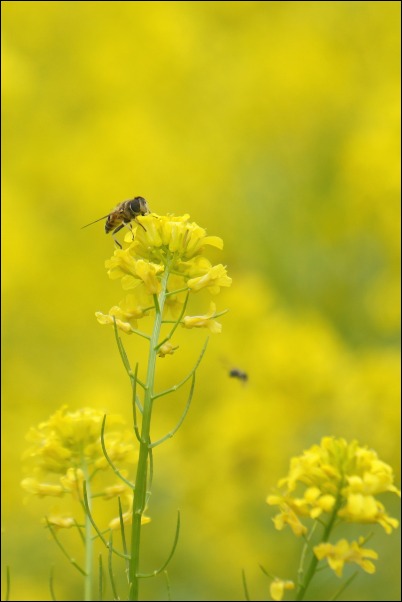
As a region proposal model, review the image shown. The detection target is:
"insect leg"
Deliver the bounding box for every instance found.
[112,223,125,248]
[135,217,147,231]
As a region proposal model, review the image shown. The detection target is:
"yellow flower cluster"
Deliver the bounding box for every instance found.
[267,436,400,538]
[314,537,378,578]
[96,214,231,335]
[21,406,139,530]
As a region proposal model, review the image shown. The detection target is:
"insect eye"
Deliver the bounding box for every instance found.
[128,198,141,213]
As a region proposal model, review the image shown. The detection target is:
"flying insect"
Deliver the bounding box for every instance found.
[229,368,248,383]
[82,196,150,247]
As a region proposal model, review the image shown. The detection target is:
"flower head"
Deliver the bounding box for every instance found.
[21,406,141,532]
[97,215,231,334]
[22,406,135,475]
[314,538,378,577]
[267,437,400,536]
[158,342,179,357]
[182,302,223,334]
[96,293,150,334]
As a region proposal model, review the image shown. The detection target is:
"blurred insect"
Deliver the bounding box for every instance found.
[229,368,248,383]
[82,196,150,248]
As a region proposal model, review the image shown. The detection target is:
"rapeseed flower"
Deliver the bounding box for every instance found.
[267,437,400,536]
[314,537,378,577]
[21,406,138,528]
[97,214,231,335]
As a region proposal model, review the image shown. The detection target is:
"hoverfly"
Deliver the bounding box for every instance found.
[82,196,150,248]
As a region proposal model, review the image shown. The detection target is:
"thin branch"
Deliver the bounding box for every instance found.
[164,570,172,602]
[329,571,359,601]
[138,511,181,578]
[4,566,10,602]
[131,364,143,444]
[129,373,147,392]
[153,293,161,315]
[73,517,86,545]
[49,565,57,601]
[259,564,275,580]
[113,318,145,415]
[101,415,135,489]
[165,286,189,297]
[242,569,250,601]
[45,518,87,576]
[145,446,154,507]
[118,497,130,579]
[150,372,196,448]
[82,482,128,560]
[129,328,151,340]
[155,292,189,351]
[98,554,104,602]
[298,522,318,586]
[113,318,132,374]
[108,531,120,601]
[153,337,208,400]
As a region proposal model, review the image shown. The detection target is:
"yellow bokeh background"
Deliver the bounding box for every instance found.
[2,2,400,600]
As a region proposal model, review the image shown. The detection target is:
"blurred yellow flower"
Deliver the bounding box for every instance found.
[59,467,85,499]
[269,503,307,537]
[270,578,295,601]
[267,437,400,535]
[158,342,179,357]
[21,406,136,501]
[314,538,378,577]
[44,515,76,530]
[109,512,151,531]
[21,478,64,497]
[22,406,134,474]
[103,484,131,500]
[182,302,223,333]
[337,494,399,534]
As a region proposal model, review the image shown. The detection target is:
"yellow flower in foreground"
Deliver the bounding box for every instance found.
[267,437,400,535]
[129,214,224,263]
[187,263,232,294]
[96,293,151,333]
[99,214,231,333]
[270,578,295,601]
[182,302,223,334]
[314,538,378,577]
[132,259,163,294]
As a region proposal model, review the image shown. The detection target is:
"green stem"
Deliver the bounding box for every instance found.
[295,498,341,601]
[83,466,93,602]
[129,263,171,601]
